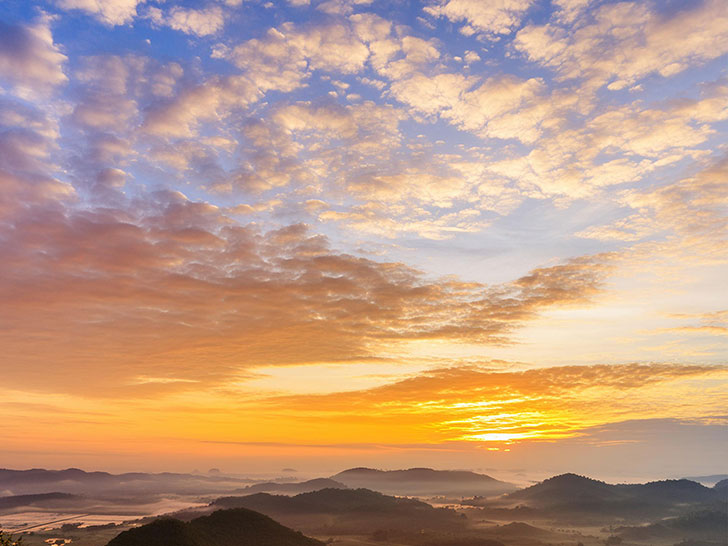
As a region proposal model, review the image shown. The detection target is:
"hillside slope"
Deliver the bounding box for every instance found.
[501,473,721,519]
[211,488,464,534]
[107,507,323,546]
[331,467,515,496]
[235,478,347,495]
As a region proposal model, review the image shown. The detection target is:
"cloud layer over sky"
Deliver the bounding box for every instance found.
[0,0,725,476]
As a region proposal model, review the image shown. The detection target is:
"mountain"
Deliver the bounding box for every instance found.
[616,509,728,542]
[484,521,582,543]
[635,478,723,504]
[501,473,722,519]
[713,478,728,491]
[0,467,252,495]
[106,508,323,546]
[683,474,728,486]
[330,467,516,496]
[234,478,347,495]
[0,492,79,511]
[505,473,620,506]
[210,488,464,534]
[214,487,438,513]
[418,540,504,546]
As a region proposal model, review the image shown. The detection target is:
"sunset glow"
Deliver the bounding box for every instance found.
[0,0,726,479]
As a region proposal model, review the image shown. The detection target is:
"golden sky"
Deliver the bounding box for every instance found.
[0,0,726,478]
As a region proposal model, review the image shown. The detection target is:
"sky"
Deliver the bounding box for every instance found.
[0,0,726,480]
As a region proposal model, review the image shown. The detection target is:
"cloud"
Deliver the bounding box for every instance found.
[384,67,726,204]
[0,18,67,95]
[653,325,728,336]
[425,0,533,38]
[213,99,406,193]
[317,0,373,15]
[206,98,524,237]
[220,21,373,94]
[266,363,727,445]
[62,53,254,146]
[483,84,728,199]
[319,200,490,240]
[390,72,472,116]
[143,75,257,138]
[390,72,574,144]
[514,0,728,90]
[148,5,226,37]
[376,35,440,80]
[0,97,73,219]
[653,309,728,338]
[56,0,145,26]
[0,176,615,394]
[577,155,728,247]
[64,54,222,200]
[551,0,592,23]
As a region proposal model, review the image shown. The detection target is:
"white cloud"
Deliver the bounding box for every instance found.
[56,0,145,26]
[390,72,572,145]
[148,5,225,37]
[143,75,257,138]
[390,72,473,116]
[317,0,373,15]
[425,0,533,38]
[222,21,373,94]
[515,0,728,90]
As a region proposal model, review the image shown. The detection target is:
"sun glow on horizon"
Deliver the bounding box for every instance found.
[0,0,726,476]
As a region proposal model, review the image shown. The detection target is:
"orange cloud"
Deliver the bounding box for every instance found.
[3,362,723,471]
[259,363,728,445]
[0,183,614,396]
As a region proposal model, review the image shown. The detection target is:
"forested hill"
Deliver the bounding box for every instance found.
[106,507,323,546]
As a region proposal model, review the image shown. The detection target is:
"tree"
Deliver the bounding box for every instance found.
[0,531,23,546]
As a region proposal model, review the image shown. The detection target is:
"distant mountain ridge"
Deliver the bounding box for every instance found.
[0,467,252,495]
[106,507,323,546]
[330,467,516,496]
[682,474,728,486]
[0,492,79,511]
[615,509,728,542]
[213,487,451,516]
[501,473,722,517]
[235,478,347,495]
[0,467,247,485]
[210,487,465,534]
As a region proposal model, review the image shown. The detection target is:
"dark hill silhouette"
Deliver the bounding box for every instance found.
[713,478,728,491]
[211,488,464,534]
[634,479,721,503]
[484,521,580,543]
[108,519,199,546]
[0,492,79,511]
[419,539,504,546]
[234,478,347,495]
[669,509,727,533]
[616,509,728,542]
[506,473,621,505]
[214,487,447,515]
[106,508,323,546]
[331,467,515,496]
[492,521,554,537]
[501,473,721,519]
